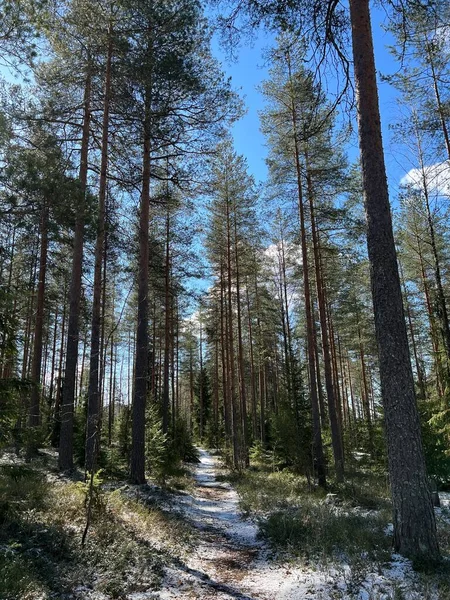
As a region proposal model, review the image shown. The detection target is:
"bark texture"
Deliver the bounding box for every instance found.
[86,32,113,472]
[130,101,151,484]
[59,68,91,471]
[349,0,439,560]
[29,204,49,427]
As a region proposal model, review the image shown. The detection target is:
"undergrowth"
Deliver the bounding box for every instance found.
[226,457,450,597]
[0,456,193,600]
[227,467,391,563]
[259,503,391,561]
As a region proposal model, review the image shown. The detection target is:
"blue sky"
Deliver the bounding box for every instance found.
[211,5,408,200]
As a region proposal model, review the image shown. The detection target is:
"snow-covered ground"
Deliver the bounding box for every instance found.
[130,449,438,600]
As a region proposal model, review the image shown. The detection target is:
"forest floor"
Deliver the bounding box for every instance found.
[1,448,450,599]
[150,449,450,600]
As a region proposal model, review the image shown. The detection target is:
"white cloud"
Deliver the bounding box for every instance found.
[400,161,450,196]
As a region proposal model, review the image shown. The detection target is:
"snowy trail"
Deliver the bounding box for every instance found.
[147,449,343,600]
[128,448,440,600]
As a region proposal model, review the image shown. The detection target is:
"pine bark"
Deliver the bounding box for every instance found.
[29,204,49,427]
[349,0,439,560]
[234,202,248,463]
[86,33,113,472]
[59,67,92,471]
[130,95,151,484]
[289,73,326,486]
[226,191,240,468]
[162,208,171,434]
[306,173,344,479]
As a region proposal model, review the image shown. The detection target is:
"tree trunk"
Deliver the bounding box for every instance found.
[29,203,49,427]
[254,270,265,445]
[86,33,113,472]
[59,66,92,471]
[349,0,439,560]
[246,281,258,439]
[52,284,67,447]
[307,170,344,479]
[415,227,443,395]
[288,54,326,486]
[162,207,171,434]
[47,304,58,419]
[226,193,240,468]
[130,95,151,484]
[234,203,248,464]
[22,241,39,380]
[399,259,426,398]
[358,325,374,454]
[220,259,231,440]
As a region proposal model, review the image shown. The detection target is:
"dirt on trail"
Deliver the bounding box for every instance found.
[145,449,344,600]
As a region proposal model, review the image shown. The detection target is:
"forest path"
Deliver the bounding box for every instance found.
[151,449,332,600]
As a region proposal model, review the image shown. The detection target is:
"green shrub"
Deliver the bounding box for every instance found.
[73,402,87,466]
[0,464,47,520]
[0,379,32,451]
[146,403,169,484]
[0,550,43,600]
[270,401,312,474]
[420,394,450,488]
[259,501,391,561]
[170,418,199,464]
[116,405,132,461]
[249,440,273,465]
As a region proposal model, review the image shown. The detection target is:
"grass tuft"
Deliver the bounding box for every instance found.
[0,457,192,599]
[259,501,391,561]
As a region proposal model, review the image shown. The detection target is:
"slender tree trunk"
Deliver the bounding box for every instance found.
[171,289,176,432]
[52,284,67,446]
[108,332,115,445]
[306,168,343,480]
[288,54,326,486]
[254,270,265,445]
[213,338,220,444]
[234,206,248,463]
[100,222,108,412]
[175,299,180,421]
[189,345,194,431]
[130,94,151,484]
[226,193,239,468]
[85,33,113,472]
[313,309,326,426]
[345,354,355,419]
[279,234,293,406]
[358,325,374,454]
[415,228,443,395]
[1,225,16,376]
[220,259,231,439]
[29,203,49,427]
[349,0,439,559]
[22,242,39,380]
[59,66,92,471]
[246,281,258,439]
[337,335,350,429]
[279,269,292,402]
[200,319,205,439]
[162,208,171,434]
[41,312,50,393]
[48,305,58,418]
[399,259,426,398]
[78,325,87,407]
